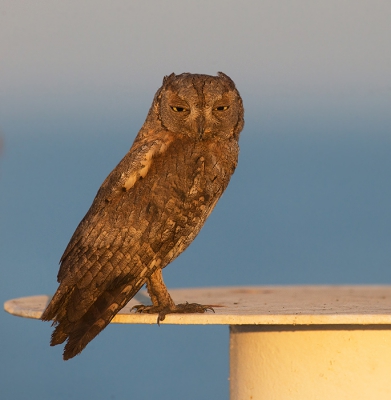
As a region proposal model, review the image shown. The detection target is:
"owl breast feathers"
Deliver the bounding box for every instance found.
[41,72,244,360]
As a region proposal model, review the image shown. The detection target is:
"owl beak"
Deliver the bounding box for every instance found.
[197,115,205,137]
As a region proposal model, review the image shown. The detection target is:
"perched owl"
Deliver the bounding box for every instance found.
[41,72,244,360]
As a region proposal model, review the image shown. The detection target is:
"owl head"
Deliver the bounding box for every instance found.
[148,72,244,141]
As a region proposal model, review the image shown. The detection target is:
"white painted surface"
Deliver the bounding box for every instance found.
[4,285,391,325]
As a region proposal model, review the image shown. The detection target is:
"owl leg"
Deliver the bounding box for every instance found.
[132,268,214,324]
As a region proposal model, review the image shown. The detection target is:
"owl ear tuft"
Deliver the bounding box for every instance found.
[217,71,229,79]
[217,72,236,89]
[163,73,176,85]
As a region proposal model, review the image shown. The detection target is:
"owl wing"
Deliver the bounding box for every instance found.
[58,132,172,278]
[41,132,175,358]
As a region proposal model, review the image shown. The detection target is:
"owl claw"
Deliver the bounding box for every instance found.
[131,302,215,325]
[131,304,152,313]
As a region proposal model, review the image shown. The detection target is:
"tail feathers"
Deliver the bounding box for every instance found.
[42,286,75,346]
[52,282,142,360]
[41,286,71,322]
[51,325,69,346]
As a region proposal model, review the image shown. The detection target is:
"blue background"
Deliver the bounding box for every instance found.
[1,1,390,399]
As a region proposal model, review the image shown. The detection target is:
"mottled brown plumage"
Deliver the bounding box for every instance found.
[41,72,244,360]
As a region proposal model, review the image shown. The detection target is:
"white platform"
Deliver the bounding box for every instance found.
[5,285,391,399]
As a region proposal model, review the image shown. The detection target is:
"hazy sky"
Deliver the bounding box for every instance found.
[1,0,390,128]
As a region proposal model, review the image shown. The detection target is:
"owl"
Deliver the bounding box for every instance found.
[41,72,244,360]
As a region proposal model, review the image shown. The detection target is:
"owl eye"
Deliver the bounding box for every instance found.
[214,106,230,111]
[171,106,188,112]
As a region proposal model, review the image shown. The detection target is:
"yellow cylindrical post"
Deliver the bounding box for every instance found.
[230,325,391,399]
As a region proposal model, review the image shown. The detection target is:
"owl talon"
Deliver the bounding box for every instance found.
[131,302,215,324]
[131,304,156,313]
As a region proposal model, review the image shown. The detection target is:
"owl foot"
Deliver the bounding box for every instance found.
[131,302,215,324]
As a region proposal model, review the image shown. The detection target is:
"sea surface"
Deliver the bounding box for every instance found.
[1,102,390,399]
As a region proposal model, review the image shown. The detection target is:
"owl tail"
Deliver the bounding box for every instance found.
[43,282,143,360]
